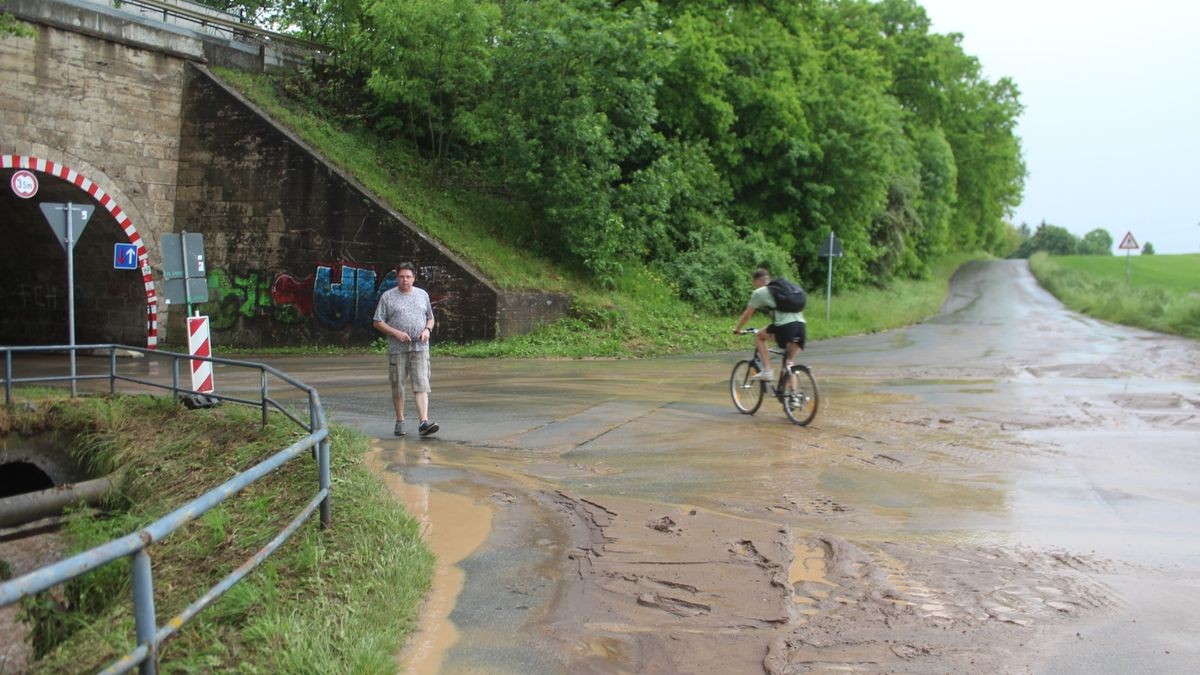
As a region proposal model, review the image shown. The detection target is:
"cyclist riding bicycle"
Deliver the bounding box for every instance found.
[732,268,806,381]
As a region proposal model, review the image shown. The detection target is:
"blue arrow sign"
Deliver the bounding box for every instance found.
[114,243,139,270]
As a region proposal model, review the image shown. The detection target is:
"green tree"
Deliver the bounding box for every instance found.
[871,0,961,270]
[2,12,36,38]
[658,1,822,260]
[1142,241,1155,255]
[803,0,916,287]
[212,0,1030,298]
[354,0,499,161]
[473,0,668,284]
[941,63,1026,253]
[192,0,280,27]
[1077,228,1114,255]
[1015,222,1077,258]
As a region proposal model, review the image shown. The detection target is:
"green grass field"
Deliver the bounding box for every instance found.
[1029,252,1199,339]
[1053,253,1199,293]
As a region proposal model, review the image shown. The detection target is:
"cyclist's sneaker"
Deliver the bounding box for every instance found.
[394,420,405,436]
[419,420,440,437]
[750,370,775,381]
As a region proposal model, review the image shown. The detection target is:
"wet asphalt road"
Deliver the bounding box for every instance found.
[246,259,1200,672]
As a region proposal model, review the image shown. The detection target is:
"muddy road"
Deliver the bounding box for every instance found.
[273,259,1199,674]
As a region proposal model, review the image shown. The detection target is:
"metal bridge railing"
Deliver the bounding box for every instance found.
[0,344,332,675]
[82,0,329,55]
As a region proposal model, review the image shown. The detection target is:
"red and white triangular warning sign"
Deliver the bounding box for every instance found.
[187,315,215,393]
[1118,231,1139,250]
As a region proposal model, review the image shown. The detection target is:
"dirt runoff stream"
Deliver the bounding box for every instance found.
[295,259,1199,674]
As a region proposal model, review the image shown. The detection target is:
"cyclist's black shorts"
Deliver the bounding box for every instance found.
[767,321,806,350]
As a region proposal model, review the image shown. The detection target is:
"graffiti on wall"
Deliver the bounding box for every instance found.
[204,262,453,332]
[13,284,61,310]
[208,268,301,330]
[272,262,451,331]
[272,264,396,330]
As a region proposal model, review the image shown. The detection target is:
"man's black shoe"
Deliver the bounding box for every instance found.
[418,420,439,437]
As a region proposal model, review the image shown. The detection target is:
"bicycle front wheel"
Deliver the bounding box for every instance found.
[781,365,819,426]
[730,360,764,414]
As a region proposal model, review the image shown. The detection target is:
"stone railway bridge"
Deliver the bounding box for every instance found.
[0,0,567,349]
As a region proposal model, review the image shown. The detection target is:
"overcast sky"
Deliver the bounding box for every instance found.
[918,0,1200,254]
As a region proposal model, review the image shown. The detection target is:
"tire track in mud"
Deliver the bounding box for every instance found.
[549,492,795,673]
[543,480,1126,674]
[767,535,1123,673]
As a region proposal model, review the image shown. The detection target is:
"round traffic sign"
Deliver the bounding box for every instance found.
[10,169,38,198]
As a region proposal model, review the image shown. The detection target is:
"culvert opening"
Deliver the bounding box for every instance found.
[0,461,56,499]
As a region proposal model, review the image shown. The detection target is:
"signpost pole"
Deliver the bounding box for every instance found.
[181,231,193,316]
[1117,231,1139,285]
[38,201,93,395]
[66,203,77,396]
[826,252,833,321]
[818,231,843,321]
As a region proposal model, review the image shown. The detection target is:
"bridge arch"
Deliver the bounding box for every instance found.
[3,154,159,348]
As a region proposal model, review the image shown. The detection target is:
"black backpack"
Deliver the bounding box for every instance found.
[766,278,807,312]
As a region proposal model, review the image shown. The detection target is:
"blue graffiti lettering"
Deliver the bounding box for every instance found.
[312,265,398,329]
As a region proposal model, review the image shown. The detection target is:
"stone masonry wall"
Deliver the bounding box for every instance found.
[174,65,499,347]
[0,6,191,345]
[1,0,567,348]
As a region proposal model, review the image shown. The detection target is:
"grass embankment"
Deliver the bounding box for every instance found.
[216,68,569,294]
[438,253,981,358]
[185,253,975,359]
[212,68,984,359]
[1029,252,1200,339]
[1,393,433,673]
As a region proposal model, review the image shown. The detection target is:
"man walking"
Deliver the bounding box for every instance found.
[373,262,439,437]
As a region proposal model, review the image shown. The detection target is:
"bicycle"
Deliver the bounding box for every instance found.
[729,328,819,426]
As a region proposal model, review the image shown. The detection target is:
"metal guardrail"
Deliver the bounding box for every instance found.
[93,0,329,54]
[0,344,331,675]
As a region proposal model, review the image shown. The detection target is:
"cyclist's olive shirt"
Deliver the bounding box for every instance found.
[749,286,805,325]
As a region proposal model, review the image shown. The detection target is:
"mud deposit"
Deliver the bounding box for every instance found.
[297,260,1199,673]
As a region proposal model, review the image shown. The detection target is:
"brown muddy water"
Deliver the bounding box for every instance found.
[280,260,1198,674]
[6,260,1198,673]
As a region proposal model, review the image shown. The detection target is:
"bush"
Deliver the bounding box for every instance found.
[658,226,796,313]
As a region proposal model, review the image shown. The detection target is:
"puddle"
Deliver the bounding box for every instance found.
[789,542,835,615]
[789,543,834,587]
[365,445,493,675]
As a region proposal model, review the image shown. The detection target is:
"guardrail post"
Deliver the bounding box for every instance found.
[109,347,118,395]
[319,437,331,529]
[310,390,330,528]
[261,370,269,428]
[4,350,11,407]
[171,356,180,405]
[131,548,159,675]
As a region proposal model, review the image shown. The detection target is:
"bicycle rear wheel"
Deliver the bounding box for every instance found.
[730,360,764,414]
[781,365,819,426]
